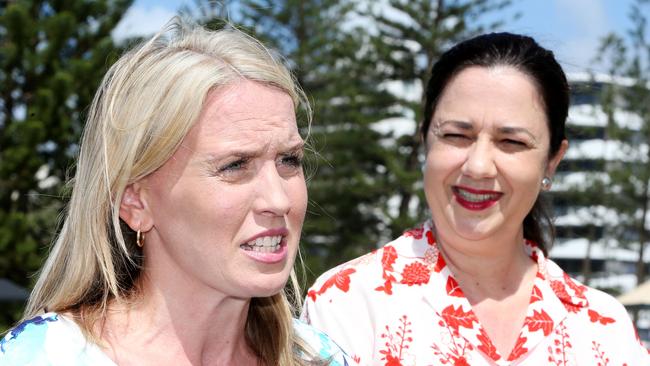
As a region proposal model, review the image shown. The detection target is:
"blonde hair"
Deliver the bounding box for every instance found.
[24,18,317,365]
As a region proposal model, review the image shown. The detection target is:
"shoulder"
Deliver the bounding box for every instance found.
[304,248,379,304]
[293,319,356,365]
[537,258,649,361]
[546,259,645,339]
[306,223,431,300]
[0,313,61,364]
[578,283,649,357]
[0,312,114,365]
[545,258,628,313]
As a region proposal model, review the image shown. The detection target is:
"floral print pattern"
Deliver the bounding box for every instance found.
[302,221,649,365]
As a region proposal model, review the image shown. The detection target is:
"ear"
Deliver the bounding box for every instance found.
[546,139,569,178]
[119,182,153,233]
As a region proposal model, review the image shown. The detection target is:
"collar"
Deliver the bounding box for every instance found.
[527,243,589,311]
[406,221,589,363]
[409,221,590,311]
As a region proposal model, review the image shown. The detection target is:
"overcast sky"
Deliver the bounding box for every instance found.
[112,0,643,73]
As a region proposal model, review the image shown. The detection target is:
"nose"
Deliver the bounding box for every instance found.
[254,163,291,216]
[461,137,497,179]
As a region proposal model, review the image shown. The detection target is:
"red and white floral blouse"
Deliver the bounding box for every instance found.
[302,221,649,365]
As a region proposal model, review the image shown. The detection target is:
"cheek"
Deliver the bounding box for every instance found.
[288,176,308,219]
[494,156,546,203]
[212,186,255,217]
[424,146,464,184]
[423,159,436,188]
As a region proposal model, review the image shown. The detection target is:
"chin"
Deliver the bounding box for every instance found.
[247,276,291,298]
[450,216,500,237]
[455,221,494,237]
[252,289,284,299]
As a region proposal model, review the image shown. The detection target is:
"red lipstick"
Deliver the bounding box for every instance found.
[452,186,502,211]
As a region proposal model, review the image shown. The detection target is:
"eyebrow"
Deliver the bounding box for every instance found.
[436,120,473,131]
[204,139,305,162]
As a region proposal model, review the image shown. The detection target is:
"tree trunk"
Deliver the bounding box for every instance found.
[582,226,595,285]
[636,180,649,285]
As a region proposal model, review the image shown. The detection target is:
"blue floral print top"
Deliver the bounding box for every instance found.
[0,312,355,365]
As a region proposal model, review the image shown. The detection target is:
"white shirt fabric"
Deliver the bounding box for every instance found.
[302,220,649,365]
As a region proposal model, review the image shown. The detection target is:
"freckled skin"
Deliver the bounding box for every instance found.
[141,80,308,299]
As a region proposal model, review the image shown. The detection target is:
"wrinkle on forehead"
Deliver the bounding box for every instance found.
[199,81,297,134]
[187,80,300,155]
[145,80,300,187]
[204,79,294,117]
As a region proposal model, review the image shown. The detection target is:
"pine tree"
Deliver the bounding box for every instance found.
[596,0,650,285]
[0,0,132,311]
[362,0,516,237]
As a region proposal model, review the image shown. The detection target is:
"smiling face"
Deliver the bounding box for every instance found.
[137,80,307,299]
[423,66,565,244]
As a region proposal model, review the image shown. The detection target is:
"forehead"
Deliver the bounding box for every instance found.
[187,80,300,145]
[435,66,548,133]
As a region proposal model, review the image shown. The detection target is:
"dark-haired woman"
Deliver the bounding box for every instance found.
[301,33,648,365]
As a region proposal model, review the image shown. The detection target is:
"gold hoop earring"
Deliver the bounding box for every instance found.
[541,176,552,191]
[136,230,145,248]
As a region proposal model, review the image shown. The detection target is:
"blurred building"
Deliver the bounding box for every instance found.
[550,72,650,295]
[549,73,650,346]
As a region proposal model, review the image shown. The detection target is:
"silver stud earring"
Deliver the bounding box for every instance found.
[541,176,552,191]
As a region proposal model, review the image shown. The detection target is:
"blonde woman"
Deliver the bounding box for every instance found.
[0,19,353,366]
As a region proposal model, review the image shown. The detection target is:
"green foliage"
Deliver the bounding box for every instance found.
[595,0,650,284]
[0,0,131,322]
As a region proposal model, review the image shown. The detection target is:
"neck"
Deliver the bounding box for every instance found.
[102,265,257,365]
[435,227,536,301]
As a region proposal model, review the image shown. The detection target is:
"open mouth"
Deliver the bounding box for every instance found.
[453,186,502,203]
[240,235,283,253]
[452,186,503,210]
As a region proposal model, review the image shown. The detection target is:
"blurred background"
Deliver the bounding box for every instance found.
[1,0,649,344]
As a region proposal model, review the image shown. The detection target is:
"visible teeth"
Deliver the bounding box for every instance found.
[241,236,283,252]
[456,188,500,202]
